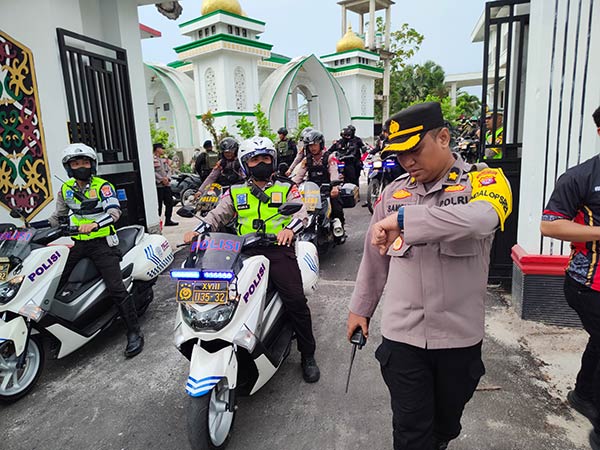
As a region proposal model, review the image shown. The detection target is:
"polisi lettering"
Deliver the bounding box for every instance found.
[192,238,241,253]
[439,196,469,207]
[28,251,61,282]
[243,263,266,303]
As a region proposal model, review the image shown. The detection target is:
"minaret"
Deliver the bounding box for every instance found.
[321,26,382,142]
[173,0,272,139]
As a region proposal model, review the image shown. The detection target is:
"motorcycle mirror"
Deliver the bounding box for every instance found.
[177,206,196,218]
[277,162,289,176]
[277,202,302,216]
[252,218,265,231]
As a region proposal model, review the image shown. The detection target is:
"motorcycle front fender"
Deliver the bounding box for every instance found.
[0,316,28,357]
[186,342,238,397]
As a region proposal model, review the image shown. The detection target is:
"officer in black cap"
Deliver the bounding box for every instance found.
[275,127,298,169]
[348,102,513,450]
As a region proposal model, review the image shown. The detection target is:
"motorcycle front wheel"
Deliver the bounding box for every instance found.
[181,188,198,207]
[188,381,236,450]
[0,335,45,403]
[367,178,382,214]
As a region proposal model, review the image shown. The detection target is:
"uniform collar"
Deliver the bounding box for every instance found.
[406,154,469,196]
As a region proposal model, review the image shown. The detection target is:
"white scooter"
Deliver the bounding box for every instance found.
[0,208,174,402]
[172,203,319,450]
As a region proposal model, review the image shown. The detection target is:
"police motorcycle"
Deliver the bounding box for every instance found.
[171,172,203,207]
[193,183,223,218]
[173,203,319,450]
[298,181,343,254]
[0,205,173,402]
[453,137,479,164]
[364,153,406,214]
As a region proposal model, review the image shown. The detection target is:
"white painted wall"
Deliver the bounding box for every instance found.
[517,0,600,254]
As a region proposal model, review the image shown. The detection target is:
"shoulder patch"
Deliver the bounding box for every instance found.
[468,168,512,230]
[100,184,115,198]
[392,189,412,200]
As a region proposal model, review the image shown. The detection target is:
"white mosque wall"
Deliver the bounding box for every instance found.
[335,75,376,143]
[517,0,600,255]
[0,0,159,229]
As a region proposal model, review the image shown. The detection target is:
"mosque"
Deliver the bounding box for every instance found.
[144,0,384,150]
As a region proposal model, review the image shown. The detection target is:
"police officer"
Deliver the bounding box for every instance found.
[287,127,314,176]
[347,102,513,450]
[184,136,320,383]
[194,140,220,180]
[292,130,346,241]
[484,108,504,160]
[330,125,364,186]
[45,144,144,357]
[198,137,244,193]
[153,143,178,226]
[275,127,298,169]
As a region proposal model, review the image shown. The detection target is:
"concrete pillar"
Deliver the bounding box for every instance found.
[360,13,364,35]
[450,82,458,107]
[342,6,347,37]
[369,0,376,50]
[384,6,391,51]
[383,58,391,120]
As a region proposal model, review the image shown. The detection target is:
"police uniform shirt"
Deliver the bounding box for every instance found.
[542,155,600,290]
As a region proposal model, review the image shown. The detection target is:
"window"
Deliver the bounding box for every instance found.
[235,26,240,36]
[242,29,247,37]
[234,66,247,111]
[228,25,233,34]
[205,68,218,112]
[205,27,210,36]
[198,29,203,39]
[163,103,170,112]
[211,25,216,34]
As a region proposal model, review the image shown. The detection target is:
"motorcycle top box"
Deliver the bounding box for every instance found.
[339,183,359,208]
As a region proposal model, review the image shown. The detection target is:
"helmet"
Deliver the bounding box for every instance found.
[219,137,239,154]
[345,124,356,138]
[62,143,97,177]
[203,139,213,149]
[302,130,324,151]
[300,127,314,140]
[341,127,352,139]
[238,136,277,176]
[277,127,288,136]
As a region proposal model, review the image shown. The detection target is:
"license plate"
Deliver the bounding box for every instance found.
[0,264,9,282]
[176,280,228,304]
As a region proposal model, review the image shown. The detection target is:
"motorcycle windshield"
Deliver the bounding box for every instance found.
[191,232,244,272]
[301,181,322,212]
[0,228,34,261]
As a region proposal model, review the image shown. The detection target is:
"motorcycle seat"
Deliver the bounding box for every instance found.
[67,258,100,285]
[115,226,144,255]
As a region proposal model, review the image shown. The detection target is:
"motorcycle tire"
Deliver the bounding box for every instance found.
[188,382,236,450]
[181,188,198,207]
[0,335,45,403]
[367,178,382,214]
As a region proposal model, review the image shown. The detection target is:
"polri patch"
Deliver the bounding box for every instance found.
[101,185,115,198]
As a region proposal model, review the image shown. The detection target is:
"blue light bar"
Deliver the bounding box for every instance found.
[170,270,202,280]
[202,271,235,280]
[384,161,396,167]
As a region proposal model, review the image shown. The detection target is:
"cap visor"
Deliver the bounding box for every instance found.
[380,133,422,157]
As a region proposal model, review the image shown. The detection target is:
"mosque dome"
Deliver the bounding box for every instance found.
[201,0,243,16]
[336,26,365,53]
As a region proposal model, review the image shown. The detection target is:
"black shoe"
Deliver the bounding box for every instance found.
[301,355,320,383]
[590,429,600,450]
[568,390,598,423]
[124,331,144,358]
[164,220,179,226]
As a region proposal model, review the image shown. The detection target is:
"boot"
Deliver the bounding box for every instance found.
[301,355,320,383]
[118,295,144,358]
[590,429,600,450]
[567,389,598,423]
[434,440,449,450]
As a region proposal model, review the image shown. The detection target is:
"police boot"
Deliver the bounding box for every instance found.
[301,354,320,383]
[118,295,144,358]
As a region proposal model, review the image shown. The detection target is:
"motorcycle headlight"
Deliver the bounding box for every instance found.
[0,276,24,305]
[181,302,236,332]
[373,161,382,169]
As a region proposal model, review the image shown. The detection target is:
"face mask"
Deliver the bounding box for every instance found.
[72,167,92,181]
[248,162,272,181]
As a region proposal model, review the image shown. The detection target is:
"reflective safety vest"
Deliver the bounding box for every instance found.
[230,180,293,236]
[485,126,504,159]
[62,177,117,241]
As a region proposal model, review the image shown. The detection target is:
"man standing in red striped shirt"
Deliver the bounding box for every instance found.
[541,106,600,449]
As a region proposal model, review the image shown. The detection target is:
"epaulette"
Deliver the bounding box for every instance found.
[393,172,411,182]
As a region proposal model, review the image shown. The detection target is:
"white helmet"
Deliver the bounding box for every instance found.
[62,143,98,177]
[238,136,277,176]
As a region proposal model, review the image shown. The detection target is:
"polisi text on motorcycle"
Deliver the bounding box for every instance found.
[243,263,266,303]
[28,250,61,282]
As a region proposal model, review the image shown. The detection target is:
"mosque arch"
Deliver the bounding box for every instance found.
[260,54,351,143]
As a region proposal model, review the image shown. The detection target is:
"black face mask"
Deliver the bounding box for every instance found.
[72,167,92,181]
[248,162,272,181]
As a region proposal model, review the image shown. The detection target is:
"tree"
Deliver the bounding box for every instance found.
[235,116,256,139]
[149,121,174,149]
[455,92,481,119]
[199,111,219,145]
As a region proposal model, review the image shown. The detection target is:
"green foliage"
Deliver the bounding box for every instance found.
[218,126,233,143]
[375,17,425,72]
[455,92,481,119]
[235,116,256,139]
[200,111,219,145]
[149,122,174,149]
[292,114,313,142]
[254,104,277,142]
[409,94,458,126]
[179,163,193,174]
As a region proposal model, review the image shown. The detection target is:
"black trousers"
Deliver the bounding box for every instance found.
[59,238,128,305]
[564,274,600,430]
[156,185,174,220]
[244,245,316,356]
[376,338,484,450]
[331,196,345,226]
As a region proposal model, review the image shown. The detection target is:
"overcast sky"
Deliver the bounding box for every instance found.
[139,0,487,77]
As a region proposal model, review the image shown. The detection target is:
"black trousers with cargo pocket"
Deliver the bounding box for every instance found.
[376,338,484,450]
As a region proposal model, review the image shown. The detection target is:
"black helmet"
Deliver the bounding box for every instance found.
[303,130,324,150]
[346,125,356,137]
[219,137,239,154]
[277,127,288,136]
[203,139,213,149]
[341,127,352,139]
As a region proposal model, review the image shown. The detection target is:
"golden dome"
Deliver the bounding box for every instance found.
[336,26,365,53]
[201,0,242,16]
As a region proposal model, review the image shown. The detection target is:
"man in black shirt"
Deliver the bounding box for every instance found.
[541,106,600,449]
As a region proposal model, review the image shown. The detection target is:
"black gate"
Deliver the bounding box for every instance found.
[479,0,530,283]
[57,28,146,228]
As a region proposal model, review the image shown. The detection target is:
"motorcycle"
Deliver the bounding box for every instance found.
[0,206,174,402]
[334,152,361,187]
[171,173,203,206]
[192,183,223,218]
[453,138,479,164]
[173,203,319,450]
[365,153,406,214]
[298,181,343,254]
